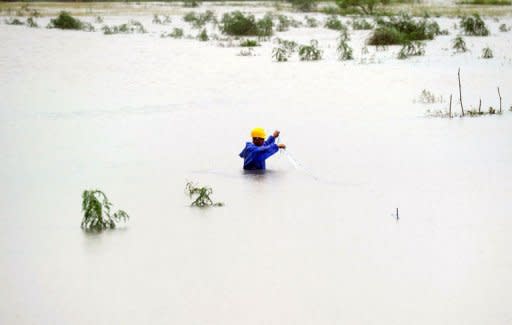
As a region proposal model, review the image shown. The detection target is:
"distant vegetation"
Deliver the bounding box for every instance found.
[287,0,317,12]
[183,10,216,28]
[336,0,389,15]
[305,16,319,28]
[460,14,489,36]
[351,18,374,30]
[324,15,347,31]
[457,0,511,4]
[220,11,273,36]
[272,38,298,62]
[499,23,511,32]
[5,17,24,25]
[81,190,129,232]
[197,28,209,41]
[368,13,445,45]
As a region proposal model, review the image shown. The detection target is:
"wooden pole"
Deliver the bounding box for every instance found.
[478,99,481,114]
[449,94,452,118]
[498,87,502,113]
[396,208,399,221]
[458,68,464,116]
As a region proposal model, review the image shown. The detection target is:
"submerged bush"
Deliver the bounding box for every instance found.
[102,20,146,35]
[161,28,184,38]
[197,28,209,41]
[460,14,489,36]
[368,13,441,45]
[305,16,319,28]
[337,33,353,60]
[452,35,468,52]
[26,17,38,28]
[221,11,273,36]
[481,46,493,58]
[324,15,346,31]
[499,23,510,32]
[81,190,129,232]
[351,18,374,30]
[298,40,322,61]
[272,38,298,62]
[186,182,223,207]
[397,41,425,59]
[5,17,24,25]
[240,39,259,47]
[95,16,104,24]
[48,11,82,30]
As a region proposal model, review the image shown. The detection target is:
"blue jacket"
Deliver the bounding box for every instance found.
[239,136,279,170]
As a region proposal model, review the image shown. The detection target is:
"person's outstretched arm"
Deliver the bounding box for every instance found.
[264,130,281,146]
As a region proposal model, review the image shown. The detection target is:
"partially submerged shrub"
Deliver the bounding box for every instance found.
[272,38,298,62]
[305,16,319,28]
[221,11,273,36]
[26,17,38,28]
[337,36,354,60]
[499,23,510,32]
[351,18,374,30]
[48,11,82,30]
[198,28,209,41]
[324,15,346,31]
[460,14,489,36]
[368,13,441,45]
[272,47,290,62]
[162,27,184,38]
[5,17,24,25]
[452,35,468,52]
[102,20,146,34]
[238,48,255,56]
[95,16,104,24]
[186,182,223,207]
[81,190,129,231]
[417,89,443,103]
[298,40,322,61]
[481,46,493,58]
[397,41,425,59]
[240,39,259,47]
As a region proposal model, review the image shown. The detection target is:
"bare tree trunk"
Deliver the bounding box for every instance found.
[458,68,464,116]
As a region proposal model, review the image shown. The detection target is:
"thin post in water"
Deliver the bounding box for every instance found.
[458,68,464,116]
[449,94,452,118]
[498,87,502,113]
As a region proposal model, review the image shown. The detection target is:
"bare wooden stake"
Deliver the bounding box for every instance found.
[458,68,464,116]
[498,87,502,113]
[478,98,482,113]
[449,94,452,118]
[396,208,399,220]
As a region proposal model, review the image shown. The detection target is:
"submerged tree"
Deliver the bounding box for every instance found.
[81,190,129,231]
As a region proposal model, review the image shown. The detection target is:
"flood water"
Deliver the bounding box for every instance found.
[1,4,512,324]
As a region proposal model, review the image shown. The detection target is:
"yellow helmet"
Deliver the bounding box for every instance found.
[251,127,266,139]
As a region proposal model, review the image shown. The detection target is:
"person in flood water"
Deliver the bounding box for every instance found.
[239,127,286,170]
